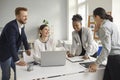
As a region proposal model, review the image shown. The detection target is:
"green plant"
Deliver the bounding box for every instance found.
[43,19,49,25]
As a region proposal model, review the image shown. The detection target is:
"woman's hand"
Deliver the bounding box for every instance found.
[82,55,90,60]
[89,63,98,72]
[66,51,74,57]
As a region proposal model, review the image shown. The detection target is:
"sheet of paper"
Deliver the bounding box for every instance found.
[67,56,96,63]
[67,56,84,62]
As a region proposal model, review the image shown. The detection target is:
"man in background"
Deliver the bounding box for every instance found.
[0,7,31,80]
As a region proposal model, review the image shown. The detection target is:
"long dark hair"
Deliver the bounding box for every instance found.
[39,24,48,37]
[93,7,113,22]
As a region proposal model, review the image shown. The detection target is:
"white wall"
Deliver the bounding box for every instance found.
[112,0,120,31]
[67,0,112,40]
[0,0,67,42]
[87,0,112,15]
[88,0,120,31]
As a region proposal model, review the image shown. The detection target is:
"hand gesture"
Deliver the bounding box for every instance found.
[66,51,74,57]
[82,55,90,60]
[89,63,98,72]
[26,50,31,56]
[16,60,27,66]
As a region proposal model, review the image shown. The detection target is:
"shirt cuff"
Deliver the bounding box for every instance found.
[95,60,101,65]
[16,60,20,64]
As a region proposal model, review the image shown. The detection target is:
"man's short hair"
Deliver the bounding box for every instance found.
[15,7,27,15]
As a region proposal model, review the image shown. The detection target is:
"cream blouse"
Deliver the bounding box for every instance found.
[33,37,56,60]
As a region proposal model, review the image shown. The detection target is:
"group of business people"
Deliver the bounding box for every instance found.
[0,6,120,80]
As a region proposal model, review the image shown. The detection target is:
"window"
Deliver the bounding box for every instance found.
[67,0,88,40]
[77,0,88,27]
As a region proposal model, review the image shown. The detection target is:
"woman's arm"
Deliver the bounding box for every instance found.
[85,28,94,56]
[70,32,78,56]
[96,27,111,64]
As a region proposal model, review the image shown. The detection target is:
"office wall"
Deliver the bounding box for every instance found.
[0,0,67,41]
[87,0,112,15]
[67,0,112,40]
[88,0,120,31]
[112,0,120,30]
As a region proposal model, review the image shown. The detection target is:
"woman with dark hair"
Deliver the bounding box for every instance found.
[89,7,120,80]
[67,14,98,59]
[33,24,56,62]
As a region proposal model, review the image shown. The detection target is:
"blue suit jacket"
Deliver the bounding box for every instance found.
[0,19,30,62]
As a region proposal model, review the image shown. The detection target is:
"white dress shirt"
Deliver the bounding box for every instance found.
[17,20,24,35]
[16,20,24,63]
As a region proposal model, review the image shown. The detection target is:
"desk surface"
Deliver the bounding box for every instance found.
[42,69,104,80]
[16,57,104,80]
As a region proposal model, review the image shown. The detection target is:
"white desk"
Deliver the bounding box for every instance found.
[43,70,104,80]
[16,57,104,80]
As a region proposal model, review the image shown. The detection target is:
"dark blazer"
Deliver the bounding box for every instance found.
[0,19,30,62]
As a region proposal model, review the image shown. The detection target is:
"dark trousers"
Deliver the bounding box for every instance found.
[103,55,120,80]
[0,57,16,80]
[11,58,16,80]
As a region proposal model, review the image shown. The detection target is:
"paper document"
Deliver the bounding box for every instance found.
[67,56,96,63]
[67,56,84,63]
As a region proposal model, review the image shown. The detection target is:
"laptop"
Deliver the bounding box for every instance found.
[40,51,66,67]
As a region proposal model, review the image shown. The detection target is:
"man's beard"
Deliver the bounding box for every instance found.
[18,19,26,24]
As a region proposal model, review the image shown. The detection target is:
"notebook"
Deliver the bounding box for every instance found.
[67,56,97,63]
[40,51,66,67]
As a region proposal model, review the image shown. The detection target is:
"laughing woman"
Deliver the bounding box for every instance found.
[33,24,56,62]
[67,14,98,59]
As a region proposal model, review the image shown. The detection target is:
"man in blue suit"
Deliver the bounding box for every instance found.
[0,7,31,80]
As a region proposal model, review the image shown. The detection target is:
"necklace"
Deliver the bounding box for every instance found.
[39,37,49,43]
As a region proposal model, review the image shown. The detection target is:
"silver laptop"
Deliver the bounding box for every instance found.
[40,51,66,67]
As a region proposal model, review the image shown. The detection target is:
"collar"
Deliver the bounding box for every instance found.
[99,19,107,28]
[17,20,24,28]
[97,19,107,36]
[78,28,82,33]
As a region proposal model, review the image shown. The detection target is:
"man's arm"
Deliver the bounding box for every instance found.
[21,27,31,56]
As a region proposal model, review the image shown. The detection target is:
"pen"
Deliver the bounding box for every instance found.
[47,75,61,78]
[33,71,85,80]
[74,60,84,62]
[78,71,85,73]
